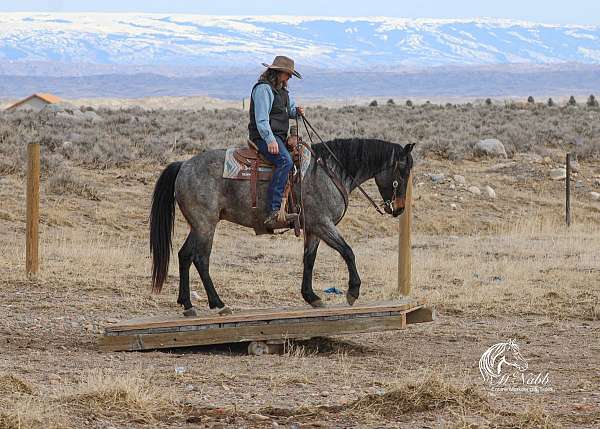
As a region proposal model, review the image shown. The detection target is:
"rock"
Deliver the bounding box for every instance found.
[474,139,507,158]
[450,203,458,210]
[62,141,73,150]
[430,173,445,182]
[468,186,481,195]
[449,184,456,190]
[191,291,201,301]
[453,175,466,185]
[249,414,270,421]
[48,374,61,385]
[569,160,580,173]
[575,181,584,188]
[594,179,600,187]
[543,157,552,164]
[550,168,566,180]
[484,185,496,199]
[591,192,600,201]
[320,391,330,397]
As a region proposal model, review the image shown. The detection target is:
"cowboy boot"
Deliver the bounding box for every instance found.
[264,211,298,229]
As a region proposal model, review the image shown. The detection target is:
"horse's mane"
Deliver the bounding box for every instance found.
[312,138,402,177]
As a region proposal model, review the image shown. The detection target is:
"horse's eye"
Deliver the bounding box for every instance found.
[392,180,398,188]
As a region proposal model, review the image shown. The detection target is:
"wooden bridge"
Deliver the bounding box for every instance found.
[100,299,434,354]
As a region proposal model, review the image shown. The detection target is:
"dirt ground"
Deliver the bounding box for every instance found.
[1,149,599,428]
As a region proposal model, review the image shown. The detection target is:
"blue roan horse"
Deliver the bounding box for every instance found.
[150,138,414,316]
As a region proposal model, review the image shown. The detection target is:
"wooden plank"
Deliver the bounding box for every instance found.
[406,306,435,324]
[106,300,420,333]
[100,313,407,352]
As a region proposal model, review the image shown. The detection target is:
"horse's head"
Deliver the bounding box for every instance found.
[503,339,529,372]
[374,143,415,217]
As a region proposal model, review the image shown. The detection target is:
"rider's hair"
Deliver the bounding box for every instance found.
[259,68,287,90]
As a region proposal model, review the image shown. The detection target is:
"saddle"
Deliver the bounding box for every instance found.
[229,138,303,235]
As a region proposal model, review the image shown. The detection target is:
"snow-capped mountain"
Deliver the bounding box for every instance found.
[1,13,600,69]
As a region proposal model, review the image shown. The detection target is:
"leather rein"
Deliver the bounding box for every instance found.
[299,115,386,219]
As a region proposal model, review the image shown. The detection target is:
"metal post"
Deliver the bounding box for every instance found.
[398,172,413,296]
[26,143,40,274]
[566,153,571,227]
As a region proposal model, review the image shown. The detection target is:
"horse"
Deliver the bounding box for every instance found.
[150,138,414,316]
[479,339,529,384]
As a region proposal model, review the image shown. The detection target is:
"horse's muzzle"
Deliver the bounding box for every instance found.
[387,197,405,217]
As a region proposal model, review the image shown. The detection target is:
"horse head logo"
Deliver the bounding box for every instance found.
[479,339,529,384]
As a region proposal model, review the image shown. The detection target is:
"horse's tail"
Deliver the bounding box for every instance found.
[150,161,183,293]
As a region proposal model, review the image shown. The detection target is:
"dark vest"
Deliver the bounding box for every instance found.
[248,80,290,143]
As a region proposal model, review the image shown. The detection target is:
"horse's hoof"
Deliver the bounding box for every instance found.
[183,307,198,317]
[310,299,325,308]
[217,305,233,316]
[346,293,357,306]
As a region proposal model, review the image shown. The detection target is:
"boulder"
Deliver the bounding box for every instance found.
[591,192,600,201]
[550,168,566,180]
[453,174,466,185]
[484,185,496,199]
[474,139,507,158]
[468,186,481,195]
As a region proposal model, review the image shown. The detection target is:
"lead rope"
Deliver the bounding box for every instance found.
[295,116,307,244]
[300,114,386,215]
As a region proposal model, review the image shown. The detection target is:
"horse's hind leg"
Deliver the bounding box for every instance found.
[177,233,197,316]
[190,227,229,313]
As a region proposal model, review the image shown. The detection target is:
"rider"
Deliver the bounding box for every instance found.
[248,55,304,229]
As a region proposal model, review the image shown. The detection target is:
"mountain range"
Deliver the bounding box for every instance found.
[1,13,599,99]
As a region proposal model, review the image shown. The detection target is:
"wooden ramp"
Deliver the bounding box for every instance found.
[100,300,434,352]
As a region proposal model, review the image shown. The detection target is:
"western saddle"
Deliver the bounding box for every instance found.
[231,132,303,234]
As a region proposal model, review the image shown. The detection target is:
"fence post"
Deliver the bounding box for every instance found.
[566,153,571,227]
[398,172,413,296]
[26,142,40,274]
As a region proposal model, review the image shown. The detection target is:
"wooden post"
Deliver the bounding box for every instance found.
[566,153,571,227]
[26,143,40,274]
[398,172,413,296]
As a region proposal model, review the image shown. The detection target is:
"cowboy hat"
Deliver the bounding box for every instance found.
[262,55,302,79]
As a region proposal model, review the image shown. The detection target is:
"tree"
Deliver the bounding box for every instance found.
[405,99,413,107]
[547,98,555,107]
[485,98,492,106]
[527,95,535,104]
[369,100,378,107]
[587,94,599,107]
[568,95,577,106]
[386,98,395,105]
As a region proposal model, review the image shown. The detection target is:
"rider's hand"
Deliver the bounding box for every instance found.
[267,140,279,155]
[296,106,305,117]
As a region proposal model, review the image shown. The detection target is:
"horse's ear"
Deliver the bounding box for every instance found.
[404,143,415,154]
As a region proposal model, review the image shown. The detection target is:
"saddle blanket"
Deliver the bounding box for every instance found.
[223,145,312,181]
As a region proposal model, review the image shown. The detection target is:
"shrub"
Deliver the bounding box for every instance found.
[369,100,378,107]
[587,94,599,108]
[547,98,555,107]
[485,98,492,106]
[568,96,577,106]
[386,98,395,105]
[405,100,413,107]
[527,96,535,104]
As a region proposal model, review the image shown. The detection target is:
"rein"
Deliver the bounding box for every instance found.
[300,114,386,216]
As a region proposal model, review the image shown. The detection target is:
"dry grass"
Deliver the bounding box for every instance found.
[0,374,33,396]
[0,399,67,429]
[58,370,182,424]
[349,371,487,417]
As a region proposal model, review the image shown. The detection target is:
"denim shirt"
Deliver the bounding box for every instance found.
[251,83,298,143]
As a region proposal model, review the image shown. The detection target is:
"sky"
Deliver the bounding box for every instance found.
[0,0,599,25]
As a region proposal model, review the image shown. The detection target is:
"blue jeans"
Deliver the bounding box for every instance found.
[255,135,293,213]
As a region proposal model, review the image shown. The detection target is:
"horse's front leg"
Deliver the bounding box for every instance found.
[318,224,361,306]
[301,233,324,307]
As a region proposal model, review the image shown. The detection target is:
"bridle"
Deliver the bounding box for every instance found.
[382,160,406,213]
